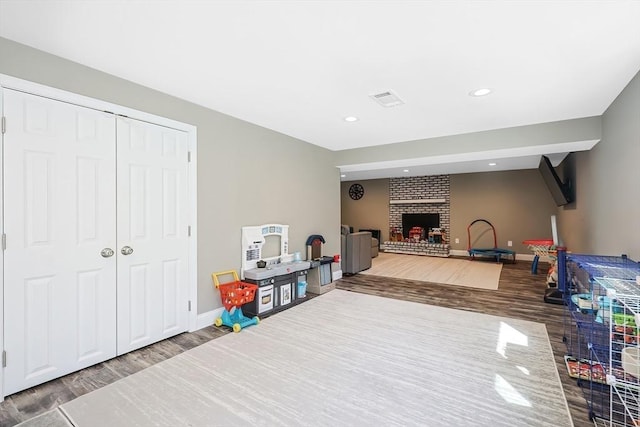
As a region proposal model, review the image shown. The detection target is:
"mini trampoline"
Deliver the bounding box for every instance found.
[467,219,516,263]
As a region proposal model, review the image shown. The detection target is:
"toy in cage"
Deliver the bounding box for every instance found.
[546,262,558,286]
[211,270,259,333]
[564,355,608,384]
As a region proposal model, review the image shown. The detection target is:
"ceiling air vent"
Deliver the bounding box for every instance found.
[370,90,404,107]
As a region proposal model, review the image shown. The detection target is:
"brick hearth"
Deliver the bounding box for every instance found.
[381,241,450,257]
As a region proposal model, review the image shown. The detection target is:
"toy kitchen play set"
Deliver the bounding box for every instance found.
[240,224,335,318]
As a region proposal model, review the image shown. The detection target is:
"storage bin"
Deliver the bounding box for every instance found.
[297,281,307,298]
[622,347,640,377]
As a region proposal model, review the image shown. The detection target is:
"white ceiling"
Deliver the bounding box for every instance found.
[1,1,639,179]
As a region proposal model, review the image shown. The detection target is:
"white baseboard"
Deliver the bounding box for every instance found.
[449,249,469,257]
[193,308,224,331]
[516,253,537,262]
[194,269,344,331]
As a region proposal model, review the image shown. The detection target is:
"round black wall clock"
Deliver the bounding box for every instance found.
[349,183,364,200]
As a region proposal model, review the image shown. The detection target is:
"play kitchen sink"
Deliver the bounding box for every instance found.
[262,261,308,276]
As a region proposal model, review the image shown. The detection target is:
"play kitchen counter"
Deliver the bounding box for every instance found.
[242,260,310,318]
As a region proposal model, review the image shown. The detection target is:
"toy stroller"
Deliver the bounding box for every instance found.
[211,270,259,332]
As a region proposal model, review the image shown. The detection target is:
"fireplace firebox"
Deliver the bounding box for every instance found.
[402,213,440,240]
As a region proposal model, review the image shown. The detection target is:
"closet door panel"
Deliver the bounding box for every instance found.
[116,117,189,355]
[162,259,180,331]
[3,89,117,395]
[23,276,56,379]
[127,263,152,346]
[77,269,108,361]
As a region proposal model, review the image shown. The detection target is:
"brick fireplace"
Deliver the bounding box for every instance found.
[381,175,451,257]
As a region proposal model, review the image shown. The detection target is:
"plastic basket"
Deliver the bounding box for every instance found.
[218,281,257,311]
[212,270,258,311]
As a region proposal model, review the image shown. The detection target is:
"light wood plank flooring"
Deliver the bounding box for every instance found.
[360,252,502,289]
[0,258,595,427]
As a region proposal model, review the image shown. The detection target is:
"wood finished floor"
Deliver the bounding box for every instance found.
[360,251,502,290]
[0,327,231,426]
[0,258,595,427]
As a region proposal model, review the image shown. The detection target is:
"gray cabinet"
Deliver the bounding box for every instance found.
[342,231,372,274]
[307,262,335,294]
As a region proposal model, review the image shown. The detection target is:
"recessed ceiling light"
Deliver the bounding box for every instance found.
[403,169,409,173]
[489,162,497,166]
[344,116,359,122]
[469,88,492,97]
[340,174,346,178]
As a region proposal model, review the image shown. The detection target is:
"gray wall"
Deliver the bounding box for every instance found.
[340,179,390,241]
[341,170,558,256]
[450,170,558,254]
[557,70,640,258]
[0,37,341,314]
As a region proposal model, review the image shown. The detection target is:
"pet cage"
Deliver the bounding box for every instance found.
[558,249,640,425]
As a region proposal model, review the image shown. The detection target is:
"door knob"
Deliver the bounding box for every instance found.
[101,248,115,258]
[121,246,134,255]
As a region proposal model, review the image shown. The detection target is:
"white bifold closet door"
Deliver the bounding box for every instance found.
[115,117,190,355]
[2,89,190,396]
[3,89,118,395]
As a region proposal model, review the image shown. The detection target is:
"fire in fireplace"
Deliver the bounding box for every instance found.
[402,213,440,240]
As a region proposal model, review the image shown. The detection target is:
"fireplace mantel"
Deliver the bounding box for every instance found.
[389,199,446,204]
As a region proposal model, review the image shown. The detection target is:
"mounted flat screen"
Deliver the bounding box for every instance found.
[538,155,571,206]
